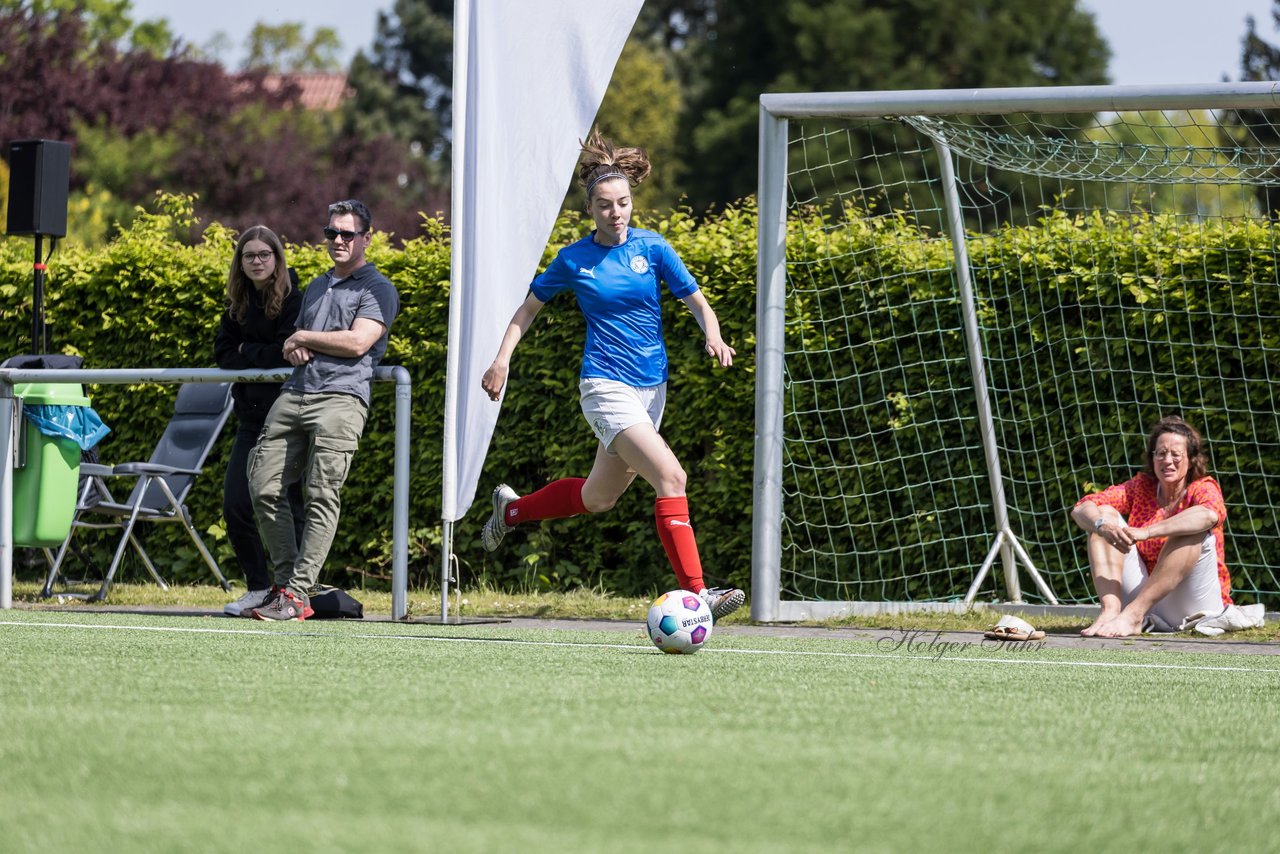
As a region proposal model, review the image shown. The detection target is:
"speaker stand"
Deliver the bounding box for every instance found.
[31,234,47,353]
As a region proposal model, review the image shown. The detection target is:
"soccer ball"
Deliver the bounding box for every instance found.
[646,589,713,654]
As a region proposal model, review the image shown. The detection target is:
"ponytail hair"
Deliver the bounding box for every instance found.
[578,129,651,201]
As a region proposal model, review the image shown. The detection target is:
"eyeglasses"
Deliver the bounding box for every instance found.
[1153,450,1185,462]
[242,250,274,263]
[323,227,367,242]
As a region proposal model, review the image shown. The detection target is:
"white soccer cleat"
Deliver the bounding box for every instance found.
[481,483,519,552]
[700,586,745,621]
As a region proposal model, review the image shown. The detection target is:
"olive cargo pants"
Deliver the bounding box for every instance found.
[248,391,367,602]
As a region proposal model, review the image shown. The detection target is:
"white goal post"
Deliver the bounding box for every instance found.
[753,83,1280,621]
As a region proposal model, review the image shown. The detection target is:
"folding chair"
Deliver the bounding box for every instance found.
[41,383,236,601]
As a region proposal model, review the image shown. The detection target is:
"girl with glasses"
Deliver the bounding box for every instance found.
[215,225,304,616]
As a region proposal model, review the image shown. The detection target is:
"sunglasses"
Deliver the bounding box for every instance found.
[323,227,368,242]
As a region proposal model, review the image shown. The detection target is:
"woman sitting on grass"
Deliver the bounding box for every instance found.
[1070,415,1232,638]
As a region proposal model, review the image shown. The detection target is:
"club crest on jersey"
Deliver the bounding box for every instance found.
[630,255,649,274]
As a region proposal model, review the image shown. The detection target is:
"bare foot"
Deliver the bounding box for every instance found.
[1081,611,1121,637]
[1094,613,1145,638]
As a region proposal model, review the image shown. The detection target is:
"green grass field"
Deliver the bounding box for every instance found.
[2,609,1278,853]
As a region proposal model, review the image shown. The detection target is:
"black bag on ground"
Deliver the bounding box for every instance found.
[309,586,363,619]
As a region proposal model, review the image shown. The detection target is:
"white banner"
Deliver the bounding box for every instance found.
[443,0,644,522]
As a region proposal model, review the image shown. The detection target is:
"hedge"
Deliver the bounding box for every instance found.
[2,195,1276,605]
[777,206,1279,606]
[0,194,756,596]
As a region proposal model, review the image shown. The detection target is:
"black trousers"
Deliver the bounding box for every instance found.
[223,417,303,590]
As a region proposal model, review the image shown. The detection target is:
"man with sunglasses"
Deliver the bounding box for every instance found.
[247,199,399,621]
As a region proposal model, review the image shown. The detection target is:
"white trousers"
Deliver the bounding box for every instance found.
[1120,531,1223,630]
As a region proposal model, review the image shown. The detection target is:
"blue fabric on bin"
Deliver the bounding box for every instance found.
[23,405,111,451]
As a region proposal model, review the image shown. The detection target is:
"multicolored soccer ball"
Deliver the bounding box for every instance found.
[646,589,713,654]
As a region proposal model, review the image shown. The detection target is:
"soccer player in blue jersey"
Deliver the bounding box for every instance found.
[480,131,744,620]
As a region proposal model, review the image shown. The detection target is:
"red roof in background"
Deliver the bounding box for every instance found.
[259,72,353,111]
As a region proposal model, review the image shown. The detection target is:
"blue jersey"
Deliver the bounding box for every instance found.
[530,228,698,387]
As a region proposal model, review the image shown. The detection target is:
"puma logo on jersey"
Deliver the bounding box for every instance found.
[668,519,691,528]
[579,266,596,278]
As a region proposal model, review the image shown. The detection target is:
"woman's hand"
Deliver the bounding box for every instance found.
[1094,517,1136,553]
[1104,505,1217,551]
[705,335,736,368]
[682,291,733,367]
[1111,524,1141,550]
[481,361,508,401]
[482,293,545,403]
[1127,525,1152,543]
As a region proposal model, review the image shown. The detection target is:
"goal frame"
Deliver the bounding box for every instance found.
[752,82,1280,622]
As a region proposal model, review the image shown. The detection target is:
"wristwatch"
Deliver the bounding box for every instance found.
[1094,517,1105,532]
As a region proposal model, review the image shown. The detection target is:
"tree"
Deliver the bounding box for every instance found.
[0,0,173,55]
[241,22,342,73]
[632,0,717,49]
[344,0,452,160]
[1240,4,1280,81]
[339,0,453,214]
[561,39,684,213]
[346,0,687,213]
[0,7,437,245]
[344,0,1111,215]
[675,0,1111,210]
[1226,3,1280,217]
[0,9,292,155]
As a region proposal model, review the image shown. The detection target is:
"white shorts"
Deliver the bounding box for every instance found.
[1120,531,1224,631]
[578,378,666,454]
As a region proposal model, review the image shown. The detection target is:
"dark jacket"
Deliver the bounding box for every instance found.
[213,269,303,421]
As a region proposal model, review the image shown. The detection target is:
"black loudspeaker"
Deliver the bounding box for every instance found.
[6,139,71,237]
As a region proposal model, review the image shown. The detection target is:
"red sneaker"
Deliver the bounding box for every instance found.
[251,588,313,621]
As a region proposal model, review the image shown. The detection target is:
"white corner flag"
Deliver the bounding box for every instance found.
[443,0,644,524]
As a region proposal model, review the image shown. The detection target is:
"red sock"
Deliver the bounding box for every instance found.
[655,496,705,593]
[505,478,587,526]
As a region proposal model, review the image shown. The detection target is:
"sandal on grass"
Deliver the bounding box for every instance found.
[983,614,1045,642]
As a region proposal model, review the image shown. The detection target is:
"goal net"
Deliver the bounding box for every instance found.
[753,85,1280,620]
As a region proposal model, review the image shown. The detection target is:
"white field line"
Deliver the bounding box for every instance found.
[2,619,1278,675]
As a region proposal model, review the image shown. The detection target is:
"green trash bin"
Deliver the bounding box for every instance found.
[12,382,90,547]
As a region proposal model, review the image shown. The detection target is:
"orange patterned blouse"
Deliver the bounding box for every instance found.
[1076,473,1231,606]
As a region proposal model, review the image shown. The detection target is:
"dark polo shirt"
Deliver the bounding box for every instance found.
[282,263,399,406]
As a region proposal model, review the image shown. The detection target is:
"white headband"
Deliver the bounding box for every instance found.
[586,171,627,195]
